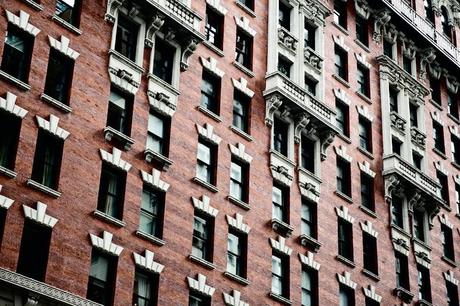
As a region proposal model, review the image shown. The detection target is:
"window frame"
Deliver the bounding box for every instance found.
[139,184,165,239]
[196,138,217,186]
[333,0,347,29]
[146,110,171,158]
[338,218,353,261]
[301,199,317,240]
[229,157,249,203]
[362,232,378,275]
[132,268,159,306]
[200,69,221,115]
[232,90,251,134]
[360,172,374,211]
[272,183,289,224]
[273,117,290,157]
[355,15,369,46]
[339,284,355,306]
[336,157,351,197]
[441,224,455,262]
[86,249,117,305]
[358,115,372,153]
[417,264,432,303]
[336,99,350,137]
[226,228,247,278]
[235,28,253,70]
[191,211,214,263]
[152,37,177,85]
[97,162,127,220]
[357,64,370,98]
[334,45,348,81]
[271,251,289,298]
[204,5,224,50]
[106,87,134,137]
[55,0,83,28]
[44,48,75,105]
[301,267,318,306]
[395,251,410,290]
[0,109,21,171]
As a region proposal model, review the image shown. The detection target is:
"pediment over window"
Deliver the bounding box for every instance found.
[0,92,27,118]
[133,250,164,274]
[6,10,40,36]
[187,274,215,297]
[89,231,123,256]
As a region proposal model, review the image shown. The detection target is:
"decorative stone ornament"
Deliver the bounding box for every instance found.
[269,236,292,256]
[6,10,40,36]
[36,115,70,140]
[298,252,321,270]
[133,250,164,274]
[0,92,28,119]
[89,231,123,256]
[100,147,132,172]
[140,169,170,192]
[336,271,357,289]
[223,290,249,306]
[363,285,382,303]
[0,186,14,210]
[226,213,250,234]
[196,123,222,145]
[23,202,58,228]
[48,35,80,60]
[187,274,215,297]
[192,195,219,217]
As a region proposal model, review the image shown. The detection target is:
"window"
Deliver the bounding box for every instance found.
[403,55,412,75]
[196,139,217,185]
[360,172,374,211]
[107,88,133,136]
[456,183,460,214]
[227,229,247,278]
[304,21,316,50]
[441,224,455,262]
[115,14,139,62]
[441,7,453,41]
[232,90,250,133]
[273,117,289,157]
[383,40,393,59]
[391,196,404,229]
[97,163,126,220]
[189,292,211,306]
[355,16,368,46]
[413,210,426,242]
[44,49,74,104]
[278,56,292,78]
[17,220,51,281]
[1,24,34,82]
[191,212,213,262]
[335,46,348,81]
[338,219,353,261]
[0,208,5,248]
[139,185,164,239]
[363,232,378,275]
[389,87,398,112]
[334,0,347,28]
[417,264,432,302]
[146,111,170,157]
[31,130,64,190]
[152,39,175,84]
[132,269,159,306]
[235,29,252,70]
[204,6,223,49]
[278,1,291,30]
[336,100,349,137]
[430,76,441,105]
[365,298,379,306]
[238,0,254,10]
[448,93,459,119]
[301,199,317,239]
[395,252,410,290]
[0,110,21,171]
[55,0,82,27]
[301,136,315,173]
[200,70,221,115]
[271,252,289,298]
[437,170,449,205]
[339,285,355,306]
[305,76,317,97]
[392,137,402,156]
[409,102,418,127]
[87,249,116,306]
[272,184,288,223]
[433,120,445,153]
[446,281,459,306]
[357,64,370,97]
[358,116,372,152]
[336,158,351,197]
[424,0,435,24]
[412,151,423,170]
[230,158,249,203]
[301,268,318,306]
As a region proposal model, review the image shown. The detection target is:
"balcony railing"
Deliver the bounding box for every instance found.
[382,0,460,67]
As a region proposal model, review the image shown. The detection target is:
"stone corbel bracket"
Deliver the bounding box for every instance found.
[180,39,199,71]
[419,48,436,80]
[105,0,126,23]
[373,9,391,42]
[145,13,166,47]
[265,94,283,126]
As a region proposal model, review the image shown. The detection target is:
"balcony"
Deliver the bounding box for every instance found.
[278,27,298,54]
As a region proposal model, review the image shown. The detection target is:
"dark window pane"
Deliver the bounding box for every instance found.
[358,117,371,152]
[360,173,374,211]
[338,219,353,260]
[1,24,33,82]
[335,46,348,80]
[433,121,445,153]
[363,232,378,274]
[417,264,432,302]
[395,252,410,290]
[0,110,21,170]
[87,250,116,306]
[153,39,175,84]
[205,7,223,49]
[232,91,250,133]
[336,158,351,197]
[272,184,288,222]
[356,16,368,46]
[334,0,347,28]
[235,29,252,69]
[147,112,169,156]
[97,164,126,220]
[133,270,158,306]
[336,100,349,136]
[107,88,133,136]
[115,15,139,62]
[31,131,64,189]
[301,136,315,173]
[192,213,213,262]
[200,70,220,114]
[304,21,316,50]
[44,49,74,104]
[279,2,291,30]
[139,185,164,238]
[301,200,316,239]
[55,0,81,27]
[273,118,289,157]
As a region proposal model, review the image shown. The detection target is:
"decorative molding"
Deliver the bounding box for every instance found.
[449,125,460,138]
[226,213,250,234]
[355,0,371,19]
[430,111,444,125]
[0,186,14,210]
[89,231,123,256]
[223,290,249,306]
[358,160,376,178]
[444,270,459,285]
[419,48,436,80]
[333,35,350,52]
[196,123,222,145]
[0,92,27,118]
[434,161,448,176]
[48,35,80,60]
[373,9,391,42]
[334,88,350,105]
[232,77,254,98]
[265,94,283,126]
[363,285,382,303]
[140,169,170,192]
[454,174,460,185]
[23,202,58,228]
[298,252,320,271]
[229,143,253,163]
[200,57,225,78]
[335,206,355,223]
[446,74,459,94]
[336,271,357,289]
[360,220,378,237]
[99,147,132,172]
[187,274,215,297]
[269,236,292,256]
[393,240,410,256]
[356,105,373,122]
[109,71,138,95]
[206,0,228,15]
[192,195,219,217]
[36,115,70,140]
[234,16,256,36]
[104,0,126,23]
[5,10,40,36]
[334,145,352,162]
[438,214,453,228]
[355,53,371,69]
[133,250,164,274]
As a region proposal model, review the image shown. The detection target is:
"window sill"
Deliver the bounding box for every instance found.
[0,70,31,91]
[233,61,254,78]
[335,255,355,268]
[230,126,253,142]
[337,133,352,144]
[358,146,374,160]
[441,255,457,267]
[355,91,372,104]
[0,166,17,179]
[332,22,349,35]
[393,287,414,303]
[334,190,353,203]
[332,74,350,88]
[271,218,294,237]
[390,224,411,238]
[27,179,61,198]
[416,299,433,306]
[354,39,370,53]
[109,49,144,73]
[103,127,135,151]
[412,237,432,251]
[447,113,460,124]
[362,269,380,281]
[41,93,72,113]
[93,210,126,227]
[429,99,443,111]
[197,106,222,122]
[189,255,216,270]
[202,40,225,57]
[144,149,173,170]
[268,292,292,305]
[299,234,322,252]
[359,205,377,218]
[432,147,447,160]
[235,1,256,17]
[22,0,44,11]
[193,177,219,193]
[223,271,250,286]
[51,15,82,35]
[135,230,166,246]
[228,195,250,210]
[451,161,460,170]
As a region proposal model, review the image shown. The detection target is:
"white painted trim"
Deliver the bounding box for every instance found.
[200,57,225,78]
[140,169,170,192]
[89,231,123,256]
[434,161,449,176]
[48,35,80,60]
[232,78,254,98]
[444,270,459,285]
[223,290,249,306]
[335,206,355,223]
[438,214,453,229]
[269,236,292,256]
[334,88,350,105]
[99,147,132,172]
[298,252,320,271]
[133,250,164,274]
[192,195,219,217]
[333,35,350,52]
[360,220,378,237]
[226,213,250,234]
[363,285,382,303]
[356,105,374,122]
[0,92,27,118]
[358,161,376,178]
[196,123,222,145]
[334,145,352,162]
[0,186,14,210]
[206,0,228,15]
[187,274,215,296]
[23,202,58,228]
[5,10,40,36]
[336,271,357,289]
[229,143,253,163]
[234,16,256,36]
[36,115,70,140]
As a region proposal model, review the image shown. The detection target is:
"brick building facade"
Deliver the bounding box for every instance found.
[0,0,459,305]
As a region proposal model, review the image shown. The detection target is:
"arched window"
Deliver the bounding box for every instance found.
[441,7,452,41]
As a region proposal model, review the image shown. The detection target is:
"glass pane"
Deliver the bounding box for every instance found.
[90,254,109,282]
[109,90,126,109]
[230,162,242,181]
[228,233,240,254]
[197,143,211,164]
[148,113,164,137]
